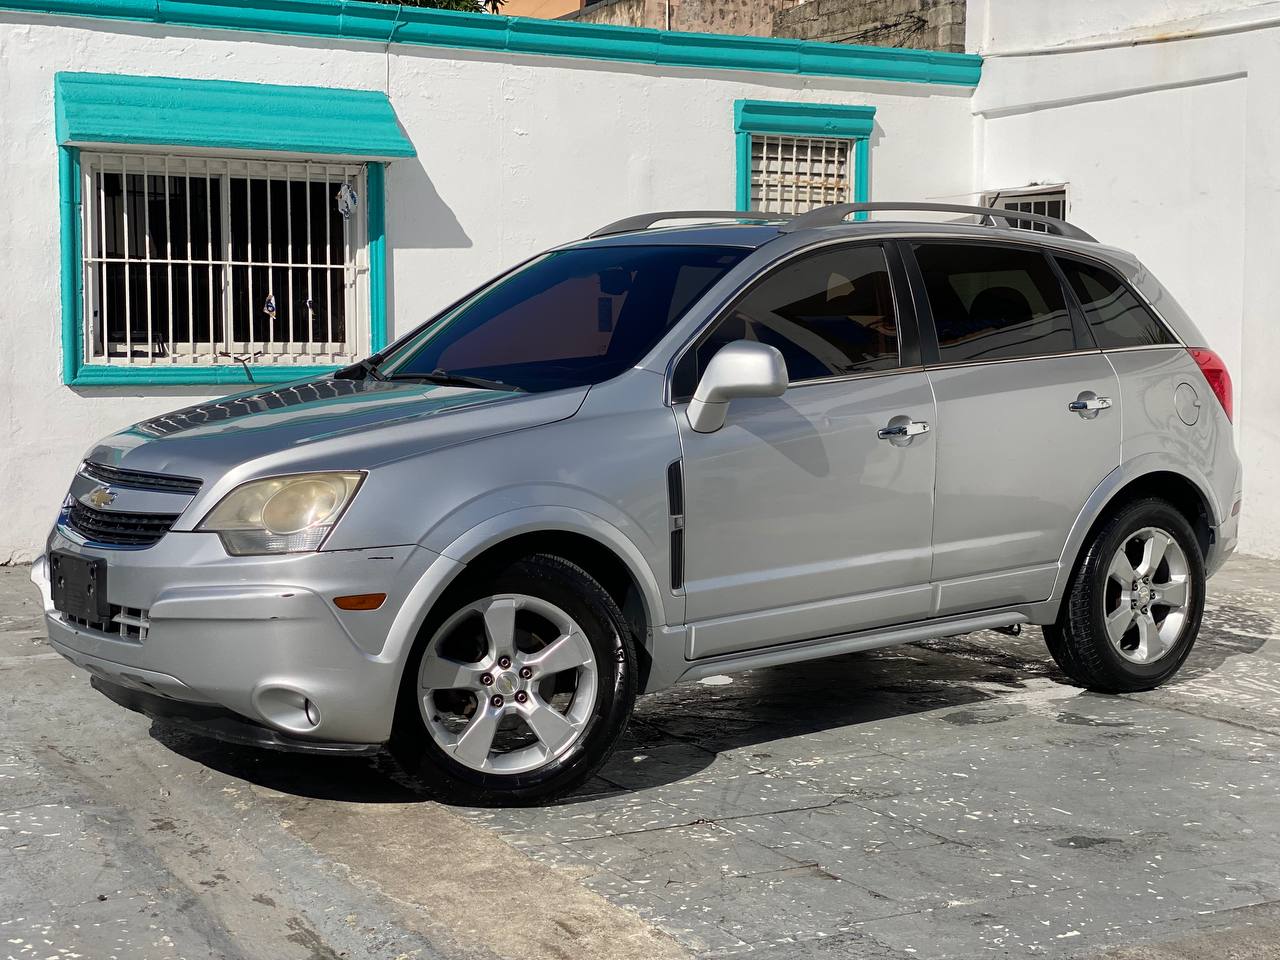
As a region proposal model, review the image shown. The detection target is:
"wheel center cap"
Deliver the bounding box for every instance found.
[1137,587,1152,604]
[494,672,518,697]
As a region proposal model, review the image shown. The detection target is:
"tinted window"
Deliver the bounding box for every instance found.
[1058,257,1175,349]
[381,245,746,393]
[675,245,899,396]
[914,243,1075,363]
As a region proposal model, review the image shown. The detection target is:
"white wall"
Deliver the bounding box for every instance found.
[969,0,1280,54]
[0,14,973,562]
[972,4,1280,557]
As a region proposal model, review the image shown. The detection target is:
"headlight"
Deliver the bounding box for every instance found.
[198,472,364,555]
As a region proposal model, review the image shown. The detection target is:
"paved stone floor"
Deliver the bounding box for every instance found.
[3,555,1280,959]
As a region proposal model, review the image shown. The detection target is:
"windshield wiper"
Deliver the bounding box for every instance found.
[386,368,524,392]
[334,356,386,381]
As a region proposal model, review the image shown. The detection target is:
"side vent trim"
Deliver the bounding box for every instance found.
[667,459,685,591]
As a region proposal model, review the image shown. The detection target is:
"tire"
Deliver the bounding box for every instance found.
[1044,498,1205,693]
[390,553,637,805]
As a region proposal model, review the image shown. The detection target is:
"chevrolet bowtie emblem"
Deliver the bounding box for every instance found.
[84,485,117,509]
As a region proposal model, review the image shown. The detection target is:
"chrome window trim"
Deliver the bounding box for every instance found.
[1099,343,1187,354]
[779,364,926,392]
[664,237,905,405]
[921,349,1103,374]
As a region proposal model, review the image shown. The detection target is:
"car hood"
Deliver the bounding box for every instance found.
[84,376,589,483]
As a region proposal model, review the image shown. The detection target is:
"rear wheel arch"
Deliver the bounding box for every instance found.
[1054,469,1213,621]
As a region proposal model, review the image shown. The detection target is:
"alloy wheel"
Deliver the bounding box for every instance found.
[417,594,599,775]
[1102,526,1192,664]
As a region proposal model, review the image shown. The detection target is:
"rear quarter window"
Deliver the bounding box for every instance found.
[1056,257,1176,349]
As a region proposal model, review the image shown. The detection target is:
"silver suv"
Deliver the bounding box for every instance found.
[34,203,1242,804]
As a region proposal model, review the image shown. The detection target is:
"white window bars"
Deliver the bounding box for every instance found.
[750,134,852,215]
[983,187,1068,234]
[79,152,369,368]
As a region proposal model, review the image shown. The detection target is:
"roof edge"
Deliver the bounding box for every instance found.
[2,0,982,87]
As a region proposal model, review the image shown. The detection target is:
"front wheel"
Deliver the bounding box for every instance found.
[1044,498,1205,693]
[390,554,636,805]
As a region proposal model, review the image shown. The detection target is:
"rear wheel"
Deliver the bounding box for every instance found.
[1044,498,1204,693]
[391,554,636,805]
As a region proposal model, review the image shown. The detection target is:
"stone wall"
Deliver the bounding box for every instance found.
[773,0,966,53]
[566,0,802,36]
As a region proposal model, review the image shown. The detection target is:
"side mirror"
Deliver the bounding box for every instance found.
[686,340,788,433]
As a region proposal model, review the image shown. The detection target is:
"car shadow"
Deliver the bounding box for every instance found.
[148,611,1271,808]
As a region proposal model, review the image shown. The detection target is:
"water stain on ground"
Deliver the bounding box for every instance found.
[1056,711,1134,728]
[1052,835,1121,850]
[942,709,1013,726]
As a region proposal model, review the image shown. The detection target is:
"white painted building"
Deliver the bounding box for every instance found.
[970,0,1280,557]
[0,0,1275,561]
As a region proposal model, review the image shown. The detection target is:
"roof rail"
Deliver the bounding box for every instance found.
[779,202,1097,242]
[588,210,782,238]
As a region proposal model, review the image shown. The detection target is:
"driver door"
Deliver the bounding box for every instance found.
[672,243,937,659]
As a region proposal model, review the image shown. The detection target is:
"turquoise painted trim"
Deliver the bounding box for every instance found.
[55,72,415,159]
[366,163,389,353]
[735,99,876,139]
[734,132,752,210]
[853,137,871,220]
[69,364,341,387]
[733,99,876,216]
[5,1,982,87]
[59,146,80,385]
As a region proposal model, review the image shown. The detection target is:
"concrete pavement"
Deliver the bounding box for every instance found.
[3,555,1280,959]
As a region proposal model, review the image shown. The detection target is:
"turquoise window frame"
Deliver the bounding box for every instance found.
[56,73,408,387]
[734,99,876,219]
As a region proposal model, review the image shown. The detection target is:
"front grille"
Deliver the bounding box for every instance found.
[67,500,180,547]
[64,604,150,642]
[81,461,202,496]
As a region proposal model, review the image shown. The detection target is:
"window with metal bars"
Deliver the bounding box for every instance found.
[749,134,852,215]
[982,188,1068,233]
[79,152,368,369]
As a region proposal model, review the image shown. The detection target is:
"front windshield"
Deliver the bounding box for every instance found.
[378,245,747,393]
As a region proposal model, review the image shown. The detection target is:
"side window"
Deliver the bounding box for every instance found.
[674,245,899,397]
[1057,257,1175,349]
[913,243,1075,363]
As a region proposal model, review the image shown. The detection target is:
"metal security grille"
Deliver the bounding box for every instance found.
[984,188,1068,233]
[80,152,368,368]
[750,134,851,215]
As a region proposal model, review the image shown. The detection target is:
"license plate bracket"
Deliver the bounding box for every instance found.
[50,551,109,622]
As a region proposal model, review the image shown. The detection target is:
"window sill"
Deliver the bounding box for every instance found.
[68,364,341,387]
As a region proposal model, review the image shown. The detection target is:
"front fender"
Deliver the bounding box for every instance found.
[373,504,674,678]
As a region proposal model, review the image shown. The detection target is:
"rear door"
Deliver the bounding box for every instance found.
[905,240,1121,616]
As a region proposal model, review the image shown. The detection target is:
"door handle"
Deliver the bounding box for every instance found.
[878,420,930,440]
[1068,397,1112,413]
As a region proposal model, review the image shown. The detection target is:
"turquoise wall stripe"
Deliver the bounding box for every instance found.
[733,99,876,214]
[366,163,389,353]
[4,0,983,87]
[55,72,415,158]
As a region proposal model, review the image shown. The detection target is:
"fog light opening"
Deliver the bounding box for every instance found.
[255,686,322,733]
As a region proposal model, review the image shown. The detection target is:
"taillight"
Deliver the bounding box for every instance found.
[1188,348,1232,422]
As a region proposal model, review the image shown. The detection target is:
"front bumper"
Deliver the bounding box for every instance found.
[34,530,442,745]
